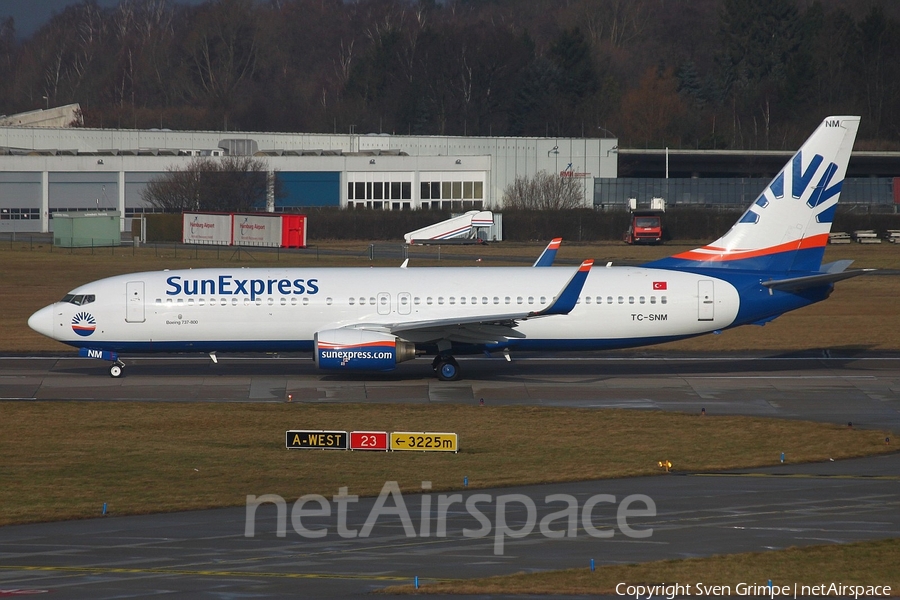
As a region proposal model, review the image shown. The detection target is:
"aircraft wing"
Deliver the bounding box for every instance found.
[533,238,562,267]
[347,260,593,344]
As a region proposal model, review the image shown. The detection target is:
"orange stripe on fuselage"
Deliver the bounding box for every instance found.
[669,233,829,262]
[318,340,396,350]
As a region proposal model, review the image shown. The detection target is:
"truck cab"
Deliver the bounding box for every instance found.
[624,211,663,245]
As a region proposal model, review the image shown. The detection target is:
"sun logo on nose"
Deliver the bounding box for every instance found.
[72,312,96,337]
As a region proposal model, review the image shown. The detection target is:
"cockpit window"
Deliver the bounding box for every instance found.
[62,294,95,306]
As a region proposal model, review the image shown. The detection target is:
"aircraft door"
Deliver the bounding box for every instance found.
[398,292,411,315]
[377,292,391,316]
[126,281,145,323]
[698,280,714,321]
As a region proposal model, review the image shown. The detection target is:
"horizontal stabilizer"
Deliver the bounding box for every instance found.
[762,269,874,292]
[821,259,854,274]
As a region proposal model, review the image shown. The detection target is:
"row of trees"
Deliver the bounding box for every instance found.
[2,0,900,150]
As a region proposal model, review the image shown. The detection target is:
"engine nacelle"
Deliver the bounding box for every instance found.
[314,329,416,371]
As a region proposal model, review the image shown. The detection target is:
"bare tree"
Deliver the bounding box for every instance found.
[142,156,277,213]
[502,171,585,210]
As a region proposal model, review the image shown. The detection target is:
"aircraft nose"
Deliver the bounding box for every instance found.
[28,305,56,339]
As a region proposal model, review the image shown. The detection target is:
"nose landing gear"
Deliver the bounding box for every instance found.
[109,359,125,378]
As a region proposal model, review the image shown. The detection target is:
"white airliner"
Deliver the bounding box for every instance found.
[29,116,868,381]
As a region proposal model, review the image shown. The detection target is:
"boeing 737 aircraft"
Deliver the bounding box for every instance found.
[28,116,868,381]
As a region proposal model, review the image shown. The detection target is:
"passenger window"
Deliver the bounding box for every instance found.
[438,297,444,305]
[280,298,286,305]
[460,297,466,305]
[504,297,510,304]
[482,297,488,304]
[199,298,205,306]
[255,298,262,306]
[302,297,309,306]
[177,298,184,305]
[661,296,667,304]
[349,298,355,305]
[291,297,297,306]
[493,297,500,305]
[528,296,534,304]
[414,297,421,305]
[359,297,366,305]
[639,296,645,304]
[629,297,635,304]
[232,298,238,306]
[155,298,162,305]
[618,296,624,304]
[517,297,523,304]
[540,296,546,304]
[267,298,274,306]
[472,297,477,304]
[326,298,333,305]
[585,296,591,304]
[607,296,613,304]
[427,297,433,305]
[449,297,455,304]
[650,296,656,304]
[369,297,376,305]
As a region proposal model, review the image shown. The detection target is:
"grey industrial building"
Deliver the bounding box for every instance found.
[1,105,897,236]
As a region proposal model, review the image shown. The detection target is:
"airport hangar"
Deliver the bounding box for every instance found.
[0,105,898,235]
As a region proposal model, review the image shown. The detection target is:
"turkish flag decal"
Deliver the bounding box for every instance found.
[653,281,667,290]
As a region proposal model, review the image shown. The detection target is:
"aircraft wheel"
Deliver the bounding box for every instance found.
[109,364,123,378]
[436,357,460,381]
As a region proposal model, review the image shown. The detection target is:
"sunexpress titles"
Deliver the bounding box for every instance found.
[166,275,319,301]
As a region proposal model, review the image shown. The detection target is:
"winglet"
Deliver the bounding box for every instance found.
[533,238,563,267]
[533,259,593,316]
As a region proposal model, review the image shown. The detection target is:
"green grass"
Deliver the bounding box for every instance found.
[383,538,900,595]
[0,403,893,525]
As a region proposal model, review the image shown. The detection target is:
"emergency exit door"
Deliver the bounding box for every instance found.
[126,281,145,323]
[698,280,714,321]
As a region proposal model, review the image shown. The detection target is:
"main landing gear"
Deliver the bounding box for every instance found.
[432,355,460,381]
[109,359,126,378]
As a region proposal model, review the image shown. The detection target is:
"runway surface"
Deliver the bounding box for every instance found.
[1,353,899,598]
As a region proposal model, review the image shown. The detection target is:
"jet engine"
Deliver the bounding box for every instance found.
[314,329,417,371]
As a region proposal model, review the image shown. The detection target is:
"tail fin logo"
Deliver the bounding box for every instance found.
[740,150,840,227]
